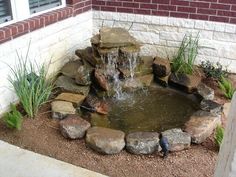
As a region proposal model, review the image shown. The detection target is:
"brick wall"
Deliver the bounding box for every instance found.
[92,0,236,24]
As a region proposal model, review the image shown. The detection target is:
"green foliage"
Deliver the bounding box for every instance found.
[3,104,23,130]
[8,48,53,118]
[171,33,199,75]
[218,76,235,100]
[201,61,227,80]
[215,125,224,147]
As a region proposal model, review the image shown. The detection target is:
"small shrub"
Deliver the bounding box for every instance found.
[3,104,23,130]
[171,33,199,75]
[201,61,227,80]
[218,76,235,100]
[215,125,224,147]
[8,49,53,118]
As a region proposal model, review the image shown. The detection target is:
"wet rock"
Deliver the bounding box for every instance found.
[75,47,102,67]
[51,101,76,119]
[154,73,170,87]
[197,83,214,100]
[60,60,82,78]
[55,93,86,106]
[86,127,125,154]
[99,27,138,48]
[200,99,223,116]
[126,132,159,154]
[184,110,221,144]
[82,95,108,115]
[75,66,91,86]
[59,115,91,139]
[93,69,109,91]
[223,102,231,118]
[123,79,143,91]
[161,128,191,152]
[97,47,119,58]
[169,73,201,93]
[137,74,154,87]
[55,75,90,96]
[152,57,171,78]
[135,56,154,77]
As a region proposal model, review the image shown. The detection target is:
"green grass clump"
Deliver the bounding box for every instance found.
[218,76,235,100]
[3,104,23,130]
[215,125,224,147]
[171,33,199,75]
[8,49,53,118]
[201,61,227,81]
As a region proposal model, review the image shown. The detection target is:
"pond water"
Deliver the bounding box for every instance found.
[90,87,199,133]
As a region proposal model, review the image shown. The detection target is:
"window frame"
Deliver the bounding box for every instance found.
[0,0,66,28]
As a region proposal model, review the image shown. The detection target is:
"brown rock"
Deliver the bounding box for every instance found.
[86,127,125,154]
[152,57,171,77]
[59,115,91,139]
[55,93,86,106]
[94,69,109,91]
[60,60,82,78]
[184,110,221,144]
[154,73,171,87]
[51,101,76,119]
[137,74,154,87]
[169,73,201,93]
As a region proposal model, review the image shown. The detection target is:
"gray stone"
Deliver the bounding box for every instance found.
[184,110,221,144]
[126,132,159,154]
[59,115,91,139]
[200,99,223,116]
[55,75,90,96]
[197,83,214,100]
[55,93,86,106]
[60,60,82,78]
[99,27,138,48]
[51,101,76,119]
[169,73,202,93]
[75,66,91,86]
[86,127,125,154]
[162,128,191,152]
[152,57,171,77]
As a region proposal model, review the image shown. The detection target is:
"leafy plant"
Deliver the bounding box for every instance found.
[3,104,23,130]
[215,125,224,147]
[218,76,235,100]
[8,48,53,118]
[201,61,227,80]
[171,33,199,75]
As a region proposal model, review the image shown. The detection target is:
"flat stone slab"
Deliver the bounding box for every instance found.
[126,132,159,154]
[86,127,125,154]
[152,57,171,78]
[184,110,221,144]
[55,93,86,106]
[99,27,138,48]
[59,115,91,139]
[169,73,201,93]
[137,74,154,87]
[51,101,76,119]
[197,83,214,100]
[162,128,191,152]
[60,60,82,78]
[200,99,223,116]
[55,75,90,96]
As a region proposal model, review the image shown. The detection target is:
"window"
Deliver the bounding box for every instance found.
[0,0,12,24]
[0,0,65,26]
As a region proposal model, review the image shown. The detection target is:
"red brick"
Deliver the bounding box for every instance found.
[218,0,236,4]
[152,0,170,4]
[190,2,210,8]
[171,0,189,6]
[122,2,139,8]
[106,1,122,7]
[140,3,157,9]
[209,16,229,23]
[190,14,209,20]
[230,18,236,24]
[152,10,169,16]
[197,8,216,15]
[170,12,189,18]
[210,3,231,10]
[117,7,134,13]
[0,30,4,40]
[134,9,151,15]
[177,6,196,13]
[159,5,176,11]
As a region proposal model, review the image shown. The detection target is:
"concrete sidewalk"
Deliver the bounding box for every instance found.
[0,141,108,177]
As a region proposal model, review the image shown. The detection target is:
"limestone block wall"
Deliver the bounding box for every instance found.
[93,11,236,73]
[0,11,93,115]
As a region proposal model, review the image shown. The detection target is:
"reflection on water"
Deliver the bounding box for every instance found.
[91,87,199,133]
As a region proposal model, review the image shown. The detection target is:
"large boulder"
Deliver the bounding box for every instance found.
[126,132,159,154]
[51,101,76,119]
[60,60,82,78]
[59,115,91,139]
[184,110,221,144]
[197,83,214,100]
[200,99,223,116]
[55,75,90,96]
[55,93,86,106]
[169,73,201,93]
[152,57,171,78]
[162,128,191,152]
[86,127,125,154]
